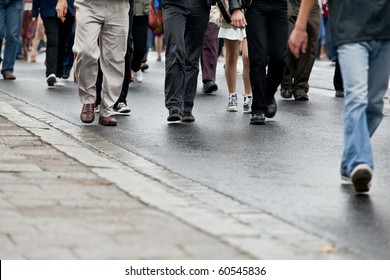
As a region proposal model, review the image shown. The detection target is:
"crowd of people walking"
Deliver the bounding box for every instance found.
[1,0,390,193]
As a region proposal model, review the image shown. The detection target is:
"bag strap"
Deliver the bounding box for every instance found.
[216,0,232,24]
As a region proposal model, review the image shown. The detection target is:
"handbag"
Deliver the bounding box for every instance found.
[149,1,158,31]
[216,0,231,24]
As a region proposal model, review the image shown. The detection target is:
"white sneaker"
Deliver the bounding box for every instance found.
[243,94,252,113]
[134,70,143,83]
[350,164,372,192]
[46,73,56,87]
[55,77,65,86]
[227,94,238,112]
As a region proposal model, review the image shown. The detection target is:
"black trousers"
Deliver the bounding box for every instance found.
[42,14,74,78]
[163,0,210,112]
[131,15,149,72]
[245,0,288,114]
[333,58,344,91]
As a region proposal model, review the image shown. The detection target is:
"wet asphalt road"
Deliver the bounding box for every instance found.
[1,53,390,259]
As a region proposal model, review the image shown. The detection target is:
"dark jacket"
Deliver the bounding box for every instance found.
[32,0,75,18]
[329,0,390,47]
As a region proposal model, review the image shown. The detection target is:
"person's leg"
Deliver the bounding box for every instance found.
[224,39,239,112]
[366,40,390,137]
[183,1,210,113]
[241,38,251,96]
[245,1,269,116]
[263,0,288,118]
[224,39,239,94]
[333,57,344,96]
[62,21,75,79]
[42,17,60,78]
[99,0,129,118]
[338,42,372,178]
[280,1,296,97]
[292,4,320,99]
[155,34,163,61]
[1,0,23,75]
[30,17,45,62]
[163,4,187,115]
[201,23,219,85]
[57,14,75,78]
[266,1,288,102]
[73,0,103,106]
[115,0,134,109]
[131,15,148,72]
[241,38,252,113]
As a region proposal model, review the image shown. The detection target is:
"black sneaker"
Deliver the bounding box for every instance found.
[167,110,182,122]
[265,96,277,118]
[250,113,265,125]
[182,111,195,122]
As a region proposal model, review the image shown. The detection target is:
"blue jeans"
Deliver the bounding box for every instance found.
[338,40,390,177]
[0,0,23,74]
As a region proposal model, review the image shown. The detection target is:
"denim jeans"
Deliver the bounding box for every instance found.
[0,0,23,74]
[338,40,390,177]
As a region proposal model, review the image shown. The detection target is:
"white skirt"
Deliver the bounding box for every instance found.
[218,27,246,41]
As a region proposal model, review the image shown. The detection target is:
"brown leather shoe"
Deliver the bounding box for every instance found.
[99,115,117,126]
[80,104,95,123]
[3,72,16,80]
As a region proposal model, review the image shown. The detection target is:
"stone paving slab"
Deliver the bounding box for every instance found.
[0,96,361,260]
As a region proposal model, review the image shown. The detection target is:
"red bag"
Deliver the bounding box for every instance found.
[149,1,158,31]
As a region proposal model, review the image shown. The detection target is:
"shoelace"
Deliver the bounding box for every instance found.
[229,94,237,105]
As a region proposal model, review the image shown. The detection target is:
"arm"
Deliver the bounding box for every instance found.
[56,0,68,22]
[288,0,316,58]
[229,0,247,28]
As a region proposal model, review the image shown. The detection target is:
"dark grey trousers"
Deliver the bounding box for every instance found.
[163,0,210,113]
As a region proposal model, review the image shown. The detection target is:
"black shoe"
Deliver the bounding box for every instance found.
[62,71,70,80]
[182,111,195,122]
[203,80,218,94]
[280,87,293,99]
[265,96,277,118]
[250,113,265,125]
[167,110,182,122]
[294,90,309,101]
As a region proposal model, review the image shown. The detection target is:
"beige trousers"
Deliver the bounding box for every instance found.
[73,0,129,117]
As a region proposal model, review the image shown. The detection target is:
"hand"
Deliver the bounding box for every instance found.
[288,27,308,58]
[56,0,68,23]
[32,17,37,21]
[231,9,247,28]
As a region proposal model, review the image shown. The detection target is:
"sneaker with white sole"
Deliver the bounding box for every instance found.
[46,73,56,87]
[350,164,372,192]
[55,77,65,86]
[115,102,131,114]
[243,95,252,113]
[134,70,143,83]
[94,104,100,113]
[227,93,238,112]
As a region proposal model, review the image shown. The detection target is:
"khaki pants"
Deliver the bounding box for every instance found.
[73,0,129,117]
